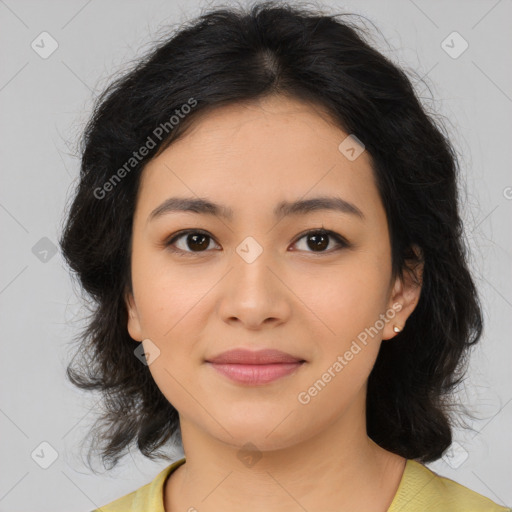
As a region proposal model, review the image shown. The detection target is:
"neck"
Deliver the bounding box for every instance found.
[165,396,406,512]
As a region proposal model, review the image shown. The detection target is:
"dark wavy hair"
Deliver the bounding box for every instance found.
[59,0,483,472]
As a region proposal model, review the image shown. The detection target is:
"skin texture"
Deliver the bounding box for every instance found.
[125,94,423,511]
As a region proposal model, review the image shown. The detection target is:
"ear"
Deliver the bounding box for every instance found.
[125,287,143,342]
[382,244,424,340]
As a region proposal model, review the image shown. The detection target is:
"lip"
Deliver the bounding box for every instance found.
[206,348,304,365]
[205,348,306,385]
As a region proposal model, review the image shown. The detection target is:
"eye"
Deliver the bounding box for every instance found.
[164,230,220,256]
[163,228,350,257]
[292,229,349,254]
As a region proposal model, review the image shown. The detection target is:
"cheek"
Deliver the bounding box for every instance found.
[290,258,390,401]
[294,268,386,416]
[292,257,390,342]
[130,248,211,403]
[130,244,211,337]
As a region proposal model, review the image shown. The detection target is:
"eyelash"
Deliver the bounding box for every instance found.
[163,228,350,257]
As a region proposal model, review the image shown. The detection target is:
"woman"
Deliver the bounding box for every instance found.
[59,2,510,511]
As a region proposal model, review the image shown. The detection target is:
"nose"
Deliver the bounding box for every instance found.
[217,244,292,330]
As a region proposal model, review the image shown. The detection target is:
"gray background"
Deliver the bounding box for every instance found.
[1,0,511,510]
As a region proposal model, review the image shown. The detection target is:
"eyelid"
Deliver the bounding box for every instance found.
[163,228,350,256]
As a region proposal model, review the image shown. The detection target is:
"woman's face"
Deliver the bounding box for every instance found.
[126,95,420,451]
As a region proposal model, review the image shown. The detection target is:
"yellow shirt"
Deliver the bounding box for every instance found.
[92,457,510,511]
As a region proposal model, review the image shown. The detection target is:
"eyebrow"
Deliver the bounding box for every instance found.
[148,195,365,223]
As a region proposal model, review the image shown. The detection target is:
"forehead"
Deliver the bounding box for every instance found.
[136,95,384,226]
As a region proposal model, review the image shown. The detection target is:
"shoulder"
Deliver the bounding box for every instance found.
[388,459,510,512]
[89,458,186,512]
[90,487,140,512]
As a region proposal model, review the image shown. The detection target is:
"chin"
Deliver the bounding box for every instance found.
[212,417,309,453]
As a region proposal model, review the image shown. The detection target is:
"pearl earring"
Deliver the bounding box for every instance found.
[393,325,402,333]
